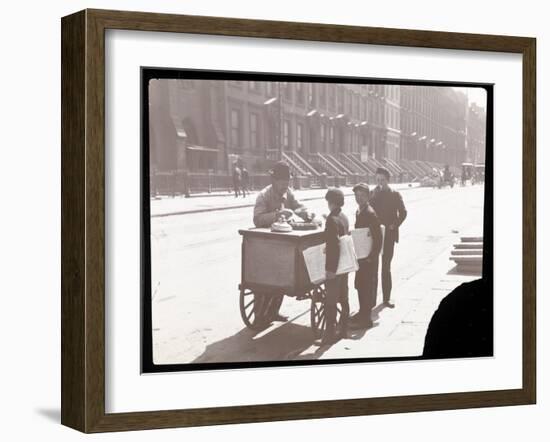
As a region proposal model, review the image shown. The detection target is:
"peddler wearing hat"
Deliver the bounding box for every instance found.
[253,161,312,228]
[252,161,314,322]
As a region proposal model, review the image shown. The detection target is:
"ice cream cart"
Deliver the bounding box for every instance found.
[237,227,347,338]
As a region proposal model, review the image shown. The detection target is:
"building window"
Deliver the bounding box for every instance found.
[329,85,336,111]
[283,120,290,149]
[250,113,260,150]
[228,81,242,88]
[329,126,335,144]
[296,83,305,105]
[296,123,304,150]
[307,83,315,107]
[319,84,327,108]
[230,108,241,148]
[320,123,326,143]
[248,81,261,93]
[266,82,275,97]
[367,99,372,121]
[283,82,292,101]
[337,87,345,113]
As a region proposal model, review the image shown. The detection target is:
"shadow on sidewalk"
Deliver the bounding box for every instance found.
[191,321,318,364]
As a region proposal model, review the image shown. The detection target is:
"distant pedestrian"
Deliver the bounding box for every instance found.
[370,167,408,309]
[350,183,382,329]
[241,167,250,197]
[182,168,190,198]
[232,162,243,198]
[461,166,468,186]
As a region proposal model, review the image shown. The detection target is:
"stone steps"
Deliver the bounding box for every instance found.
[460,236,483,242]
[450,235,483,274]
[454,242,483,249]
[451,249,483,256]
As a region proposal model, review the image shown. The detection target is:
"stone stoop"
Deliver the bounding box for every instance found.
[450,236,483,275]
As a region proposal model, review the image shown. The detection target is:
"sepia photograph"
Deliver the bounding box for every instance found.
[142,70,492,372]
[56,6,536,433]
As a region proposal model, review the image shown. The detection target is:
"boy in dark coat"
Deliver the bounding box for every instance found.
[351,183,383,329]
[370,167,407,308]
[318,188,350,345]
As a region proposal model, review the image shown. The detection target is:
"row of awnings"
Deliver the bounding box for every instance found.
[186,145,219,153]
[306,109,346,120]
[307,111,349,121]
[263,102,384,128]
[307,110,380,129]
[409,133,446,146]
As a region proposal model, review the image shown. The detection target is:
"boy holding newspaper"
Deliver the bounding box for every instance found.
[319,188,352,346]
[350,183,383,329]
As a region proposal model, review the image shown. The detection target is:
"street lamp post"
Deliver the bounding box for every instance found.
[264,83,284,162]
[278,82,283,161]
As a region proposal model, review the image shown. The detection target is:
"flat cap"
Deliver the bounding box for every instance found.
[352,182,370,193]
[375,167,391,179]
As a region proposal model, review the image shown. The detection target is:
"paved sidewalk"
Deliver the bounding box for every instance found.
[151,184,484,364]
[151,182,420,217]
[293,236,479,360]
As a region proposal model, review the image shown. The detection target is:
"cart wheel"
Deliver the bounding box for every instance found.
[310,285,347,339]
[239,288,270,330]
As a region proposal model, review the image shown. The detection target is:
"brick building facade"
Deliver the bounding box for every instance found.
[466,103,487,165]
[148,79,485,188]
[400,86,468,166]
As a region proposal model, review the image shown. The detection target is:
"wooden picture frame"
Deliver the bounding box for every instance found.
[61,8,536,433]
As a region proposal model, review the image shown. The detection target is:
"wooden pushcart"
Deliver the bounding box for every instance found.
[238,228,348,338]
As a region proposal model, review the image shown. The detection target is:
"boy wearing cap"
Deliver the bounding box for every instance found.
[351,183,383,329]
[318,188,350,345]
[371,167,408,308]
